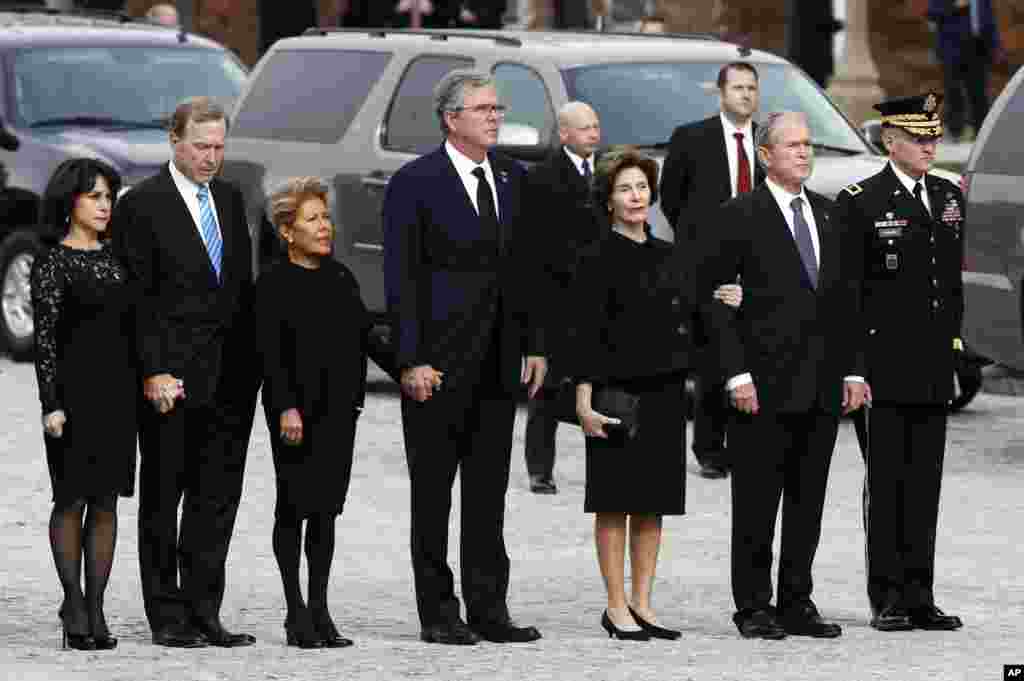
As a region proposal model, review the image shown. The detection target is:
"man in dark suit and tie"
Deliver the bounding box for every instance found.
[660,61,765,480]
[113,97,259,648]
[383,69,547,645]
[699,112,868,640]
[522,101,605,495]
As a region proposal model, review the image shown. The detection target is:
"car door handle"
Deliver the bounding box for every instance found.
[361,171,391,188]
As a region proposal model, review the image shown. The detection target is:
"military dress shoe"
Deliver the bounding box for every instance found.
[529,475,557,494]
[152,623,208,648]
[778,602,842,638]
[697,462,728,479]
[909,606,962,631]
[420,619,481,645]
[870,604,915,632]
[733,609,787,640]
[191,617,256,647]
[469,618,542,643]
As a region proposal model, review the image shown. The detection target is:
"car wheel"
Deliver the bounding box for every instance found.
[949,361,983,412]
[0,231,40,361]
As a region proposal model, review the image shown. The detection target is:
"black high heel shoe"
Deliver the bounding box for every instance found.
[600,610,650,641]
[628,606,682,640]
[311,609,353,649]
[92,633,118,650]
[284,609,324,649]
[59,609,96,651]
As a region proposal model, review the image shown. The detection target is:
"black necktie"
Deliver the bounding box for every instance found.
[581,158,592,186]
[790,197,819,289]
[472,166,500,248]
[914,181,930,217]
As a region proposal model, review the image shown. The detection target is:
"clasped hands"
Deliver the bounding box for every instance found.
[400,356,547,403]
[144,373,186,414]
[729,380,871,415]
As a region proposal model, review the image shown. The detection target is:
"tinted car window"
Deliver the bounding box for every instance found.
[12,47,246,127]
[492,62,554,146]
[563,62,869,154]
[973,79,1024,175]
[385,55,473,154]
[232,49,391,143]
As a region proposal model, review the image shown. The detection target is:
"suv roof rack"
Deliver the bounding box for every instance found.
[301,27,522,47]
[564,29,721,42]
[0,4,134,23]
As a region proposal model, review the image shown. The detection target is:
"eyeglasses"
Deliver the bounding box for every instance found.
[452,104,508,117]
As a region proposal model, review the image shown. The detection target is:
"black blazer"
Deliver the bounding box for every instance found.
[659,115,765,243]
[698,184,863,415]
[382,145,543,394]
[112,167,254,407]
[523,148,606,369]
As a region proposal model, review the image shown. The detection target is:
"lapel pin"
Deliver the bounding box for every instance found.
[498,170,508,184]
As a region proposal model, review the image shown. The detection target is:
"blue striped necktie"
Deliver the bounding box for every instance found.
[196,184,222,280]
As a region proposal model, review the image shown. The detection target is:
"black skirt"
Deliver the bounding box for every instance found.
[584,371,687,515]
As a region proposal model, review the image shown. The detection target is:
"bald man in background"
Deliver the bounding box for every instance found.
[522,102,606,494]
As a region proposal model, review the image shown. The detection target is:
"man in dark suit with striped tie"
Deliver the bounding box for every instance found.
[383,69,547,646]
[660,62,766,479]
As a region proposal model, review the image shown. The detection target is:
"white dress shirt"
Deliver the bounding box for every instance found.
[445,140,499,219]
[168,160,221,248]
[720,112,755,198]
[562,146,596,178]
[889,161,932,216]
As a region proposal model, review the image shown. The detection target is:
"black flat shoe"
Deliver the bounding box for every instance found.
[697,462,728,479]
[628,606,681,640]
[734,609,787,640]
[529,475,558,494]
[192,616,256,647]
[909,606,962,631]
[469,618,542,643]
[870,604,915,632]
[311,609,353,648]
[600,610,650,641]
[420,620,481,645]
[92,634,118,650]
[285,610,324,649]
[152,623,208,648]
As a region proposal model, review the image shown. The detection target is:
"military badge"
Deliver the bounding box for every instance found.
[941,199,962,225]
[886,253,899,270]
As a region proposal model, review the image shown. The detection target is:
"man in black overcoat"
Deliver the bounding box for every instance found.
[699,111,867,640]
[521,100,605,495]
[660,62,765,479]
[112,97,260,648]
[383,69,547,645]
[835,93,965,633]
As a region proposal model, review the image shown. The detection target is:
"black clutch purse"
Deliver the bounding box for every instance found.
[592,386,640,439]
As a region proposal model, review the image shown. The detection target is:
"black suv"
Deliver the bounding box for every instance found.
[0,7,247,359]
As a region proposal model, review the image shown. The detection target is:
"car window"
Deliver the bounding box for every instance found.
[232,49,391,144]
[12,47,246,128]
[974,79,1024,175]
[384,55,473,154]
[562,61,869,154]
[491,62,554,147]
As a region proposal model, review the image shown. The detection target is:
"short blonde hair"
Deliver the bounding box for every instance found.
[268,176,329,231]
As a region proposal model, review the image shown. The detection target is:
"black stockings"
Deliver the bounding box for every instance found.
[50,496,118,635]
[272,512,337,624]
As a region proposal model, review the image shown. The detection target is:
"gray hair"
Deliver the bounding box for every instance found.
[754,111,808,166]
[433,69,495,135]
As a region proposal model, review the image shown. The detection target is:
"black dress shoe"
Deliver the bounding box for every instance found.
[529,475,557,494]
[600,611,650,641]
[285,608,324,649]
[310,609,353,648]
[420,620,481,645]
[470,618,542,643]
[697,462,728,479]
[628,607,681,640]
[909,606,962,631]
[870,604,915,632]
[778,603,842,638]
[191,617,256,647]
[152,623,208,648]
[734,609,787,640]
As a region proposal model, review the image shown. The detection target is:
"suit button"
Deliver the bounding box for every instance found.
[933,278,939,286]
[868,328,877,335]
[671,296,681,307]
[932,300,940,309]
[677,324,687,335]
[930,237,935,244]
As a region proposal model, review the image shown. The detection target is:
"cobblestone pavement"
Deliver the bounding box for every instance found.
[1,358,1021,681]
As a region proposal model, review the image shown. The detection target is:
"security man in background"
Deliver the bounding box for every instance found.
[835,92,964,634]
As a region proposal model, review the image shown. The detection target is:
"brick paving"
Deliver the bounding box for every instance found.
[1,358,1021,681]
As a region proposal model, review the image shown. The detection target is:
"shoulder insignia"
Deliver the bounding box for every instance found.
[842,183,863,197]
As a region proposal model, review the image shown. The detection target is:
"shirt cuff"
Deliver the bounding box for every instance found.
[726,373,753,391]
[844,376,865,383]
[953,337,964,351]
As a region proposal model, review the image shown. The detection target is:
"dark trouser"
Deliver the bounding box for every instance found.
[692,368,729,468]
[858,404,947,614]
[137,396,252,632]
[524,391,559,479]
[401,373,517,628]
[942,38,991,138]
[729,410,839,614]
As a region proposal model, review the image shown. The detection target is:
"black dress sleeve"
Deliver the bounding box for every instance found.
[565,241,612,384]
[256,269,300,414]
[30,249,65,415]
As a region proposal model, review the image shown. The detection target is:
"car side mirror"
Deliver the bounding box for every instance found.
[861,119,883,154]
[0,116,18,152]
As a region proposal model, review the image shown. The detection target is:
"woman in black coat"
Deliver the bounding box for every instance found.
[571,148,740,640]
[31,159,137,650]
[257,177,413,648]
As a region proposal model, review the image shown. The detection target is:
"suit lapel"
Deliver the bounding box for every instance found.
[807,191,833,291]
[438,146,481,225]
[158,168,219,286]
[555,148,588,195]
[490,153,510,255]
[210,179,233,285]
[758,185,816,291]
[707,117,732,200]
[751,122,767,187]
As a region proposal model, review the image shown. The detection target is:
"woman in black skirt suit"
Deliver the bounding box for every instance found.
[31,159,137,651]
[257,177,410,648]
[571,148,741,640]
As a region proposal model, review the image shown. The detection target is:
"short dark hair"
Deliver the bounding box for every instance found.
[40,158,122,244]
[593,146,659,214]
[717,62,759,90]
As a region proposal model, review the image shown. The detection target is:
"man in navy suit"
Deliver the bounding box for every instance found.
[928,0,1003,141]
[699,112,867,640]
[383,69,547,645]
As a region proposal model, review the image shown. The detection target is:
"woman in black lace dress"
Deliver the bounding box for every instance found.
[31,159,137,651]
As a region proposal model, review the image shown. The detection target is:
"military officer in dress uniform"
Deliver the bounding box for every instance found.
[835,92,965,634]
